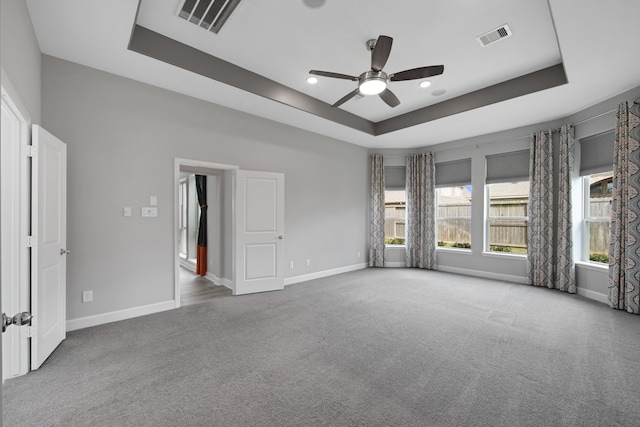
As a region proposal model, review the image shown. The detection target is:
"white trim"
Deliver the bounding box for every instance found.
[284,263,368,286]
[217,277,234,290]
[437,265,529,284]
[66,300,176,332]
[576,287,609,305]
[180,258,196,272]
[436,247,473,255]
[481,251,527,260]
[384,262,406,268]
[575,260,608,272]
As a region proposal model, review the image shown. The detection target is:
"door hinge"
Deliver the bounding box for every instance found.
[23,145,37,157]
[26,326,34,338]
[25,236,35,248]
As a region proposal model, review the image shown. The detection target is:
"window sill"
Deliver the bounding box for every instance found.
[482,251,527,259]
[437,247,473,254]
[385,244,405,248]
[575,261,608,272]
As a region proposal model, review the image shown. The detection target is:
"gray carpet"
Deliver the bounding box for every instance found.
[3,268,640,426]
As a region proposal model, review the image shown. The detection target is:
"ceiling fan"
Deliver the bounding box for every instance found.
[309,35,444,108]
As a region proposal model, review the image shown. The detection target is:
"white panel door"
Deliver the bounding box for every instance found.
[1,93,29,379]
[234,170,284,295]
[31,125,67,370]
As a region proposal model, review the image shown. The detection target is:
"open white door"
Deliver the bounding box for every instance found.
[234,170,285,295]
[31,125,67,370]
[1,87,30,380]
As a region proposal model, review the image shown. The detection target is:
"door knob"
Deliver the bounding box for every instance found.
[60,248,71,255]
[278,236,284,240]
[2,312,33,333]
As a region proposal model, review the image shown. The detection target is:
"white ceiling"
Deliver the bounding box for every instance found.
[25,0,640,149]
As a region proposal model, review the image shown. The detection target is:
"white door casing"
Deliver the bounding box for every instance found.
[31,125,67,370]
[234,170,285,296]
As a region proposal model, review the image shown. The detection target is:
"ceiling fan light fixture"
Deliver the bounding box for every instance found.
[359,71,387,95]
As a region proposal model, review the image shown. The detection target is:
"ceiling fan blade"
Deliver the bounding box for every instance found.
[390,65,444,81]
[371,35,393,72]
[379,89,400,108]
[309,70,358,81]
[332,89,360,107]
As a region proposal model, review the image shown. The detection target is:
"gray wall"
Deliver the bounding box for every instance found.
[41,56,369,321]
[373,85,640,301]
[0,0,41,124]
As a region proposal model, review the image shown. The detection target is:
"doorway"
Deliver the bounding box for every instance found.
[173,159,238,307]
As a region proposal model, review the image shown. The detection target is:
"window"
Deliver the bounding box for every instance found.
[385,190,406,245]
[384,165,406,245]
[579,130,614,265]
[179,179,188,258]
[583,171,612,264]
[436,186,472,249]
[486,181,529,254]
[435,158,472,249]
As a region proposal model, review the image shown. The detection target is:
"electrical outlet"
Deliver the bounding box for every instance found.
[306,259,311,266]
[289,261,294,269]
[82,290,93,303]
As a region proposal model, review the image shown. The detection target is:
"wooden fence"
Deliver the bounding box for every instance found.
[386,198,611,253]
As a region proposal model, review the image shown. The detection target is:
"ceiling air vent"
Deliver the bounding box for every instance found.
[178,0,242,34]
[477,24,512,47]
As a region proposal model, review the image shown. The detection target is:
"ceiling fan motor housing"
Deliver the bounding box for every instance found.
[359,71,388,95]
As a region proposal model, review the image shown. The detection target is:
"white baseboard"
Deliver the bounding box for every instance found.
[66,300,176,332]
[218,277,233,290]
[576,287,609,305]
[204,272,233,290]
[180,259,196,272]
[284,263,368,286]
[437,265,529,284]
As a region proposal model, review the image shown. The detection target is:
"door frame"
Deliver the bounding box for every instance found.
[173,158,238,308]
[1,68,32,380]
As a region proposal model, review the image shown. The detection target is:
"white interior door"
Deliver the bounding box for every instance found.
[31,125,67,370]
[234,170,285,295]
[1,91,30,380]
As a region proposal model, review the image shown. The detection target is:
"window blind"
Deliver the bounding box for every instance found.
[579,130,614,176]
[384,166,406,190]
[435,159,471,188]
[485,149,530,184]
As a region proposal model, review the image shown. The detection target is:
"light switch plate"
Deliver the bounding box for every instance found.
[150,195,157,206]
[123,207,132,217]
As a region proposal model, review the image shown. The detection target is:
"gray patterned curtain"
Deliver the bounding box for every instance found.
[369,154,385,267]
[555,125,576,293]
[405,153,436,269]
[608,100,640,314]
[527,130,554,287]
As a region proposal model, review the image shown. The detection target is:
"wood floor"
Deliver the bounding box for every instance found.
[179,267,231,306]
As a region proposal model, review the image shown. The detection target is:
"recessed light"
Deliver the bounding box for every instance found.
[419,80,432,88]
[306,76,319,84]
[303,0,326,8]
